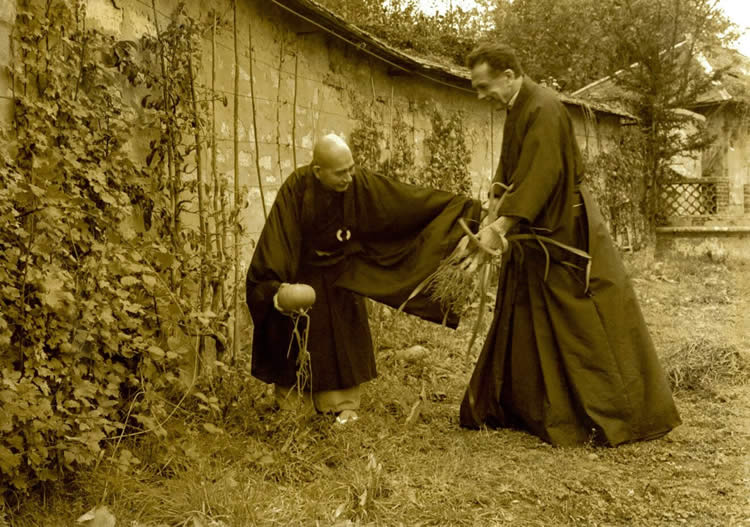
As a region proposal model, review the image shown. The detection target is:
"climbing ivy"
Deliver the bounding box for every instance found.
[423,109,472,196]
[349,97,472,196]
[583,130,649,248]
[0,0,238,495]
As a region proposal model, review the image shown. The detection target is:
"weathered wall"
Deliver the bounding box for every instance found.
[4,0,624,261]
[83,0,504,248]
[726,114,750,215]
[0,0,15,124]
[656,227,750,260]
[699,105,749,215]
[567,106,624,158]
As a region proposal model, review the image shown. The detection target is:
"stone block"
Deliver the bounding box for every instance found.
[0,22,11,67]
[85,0,123,35]
[0,1,16,24]
[0,97,14,128]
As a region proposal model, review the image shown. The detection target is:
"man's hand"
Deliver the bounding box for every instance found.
[477,222,509,253]
[273,283,293,314]
[452,234,473,262]
[460,222,509,273]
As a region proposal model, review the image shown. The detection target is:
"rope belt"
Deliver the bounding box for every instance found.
[509,232,592,294]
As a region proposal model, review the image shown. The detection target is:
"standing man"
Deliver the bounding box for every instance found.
[246,134,480,425]
[458,43,681,446]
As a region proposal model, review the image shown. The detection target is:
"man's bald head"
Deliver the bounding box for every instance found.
[313,134,352,167]
[312,134,355,192]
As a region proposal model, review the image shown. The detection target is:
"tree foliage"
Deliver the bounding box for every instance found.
[488,0,616,92]
[489,0,735,227]
[595,0,734,225]
[317,0,492,65]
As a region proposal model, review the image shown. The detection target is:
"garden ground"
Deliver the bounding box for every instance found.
[5,251,749,527]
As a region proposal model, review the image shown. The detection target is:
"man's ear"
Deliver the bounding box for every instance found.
[312,165,320,178]
[504,68,516,80]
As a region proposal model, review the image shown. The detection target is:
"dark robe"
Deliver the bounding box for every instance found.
[246,165,480,392]
[460,78,681,446]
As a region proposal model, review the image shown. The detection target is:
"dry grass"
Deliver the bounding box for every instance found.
[663,338,746,393]
[6,252,750,527]
[424,258,484,316]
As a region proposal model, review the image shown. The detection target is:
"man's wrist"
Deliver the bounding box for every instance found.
[490,216,518,237]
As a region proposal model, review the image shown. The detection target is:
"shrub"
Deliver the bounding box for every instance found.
[0,1,237,494]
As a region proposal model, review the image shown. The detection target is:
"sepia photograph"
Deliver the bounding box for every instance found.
[0,0,747,525]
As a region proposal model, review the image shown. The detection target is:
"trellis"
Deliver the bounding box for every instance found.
[660,178,719,216]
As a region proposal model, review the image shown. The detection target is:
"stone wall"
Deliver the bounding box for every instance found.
[656,226,750,260]
[0,0,15,124]
[567,106,625,158]
[700,105,749,215]
[3,0,625,253]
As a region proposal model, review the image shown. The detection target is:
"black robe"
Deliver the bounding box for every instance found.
[246,166,480,392]
[460,78,681,446]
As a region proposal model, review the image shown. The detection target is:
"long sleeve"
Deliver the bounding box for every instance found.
[496,99,566,223]
[245,173,304,326]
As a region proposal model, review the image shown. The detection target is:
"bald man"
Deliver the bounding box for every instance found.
[246,134,480,424]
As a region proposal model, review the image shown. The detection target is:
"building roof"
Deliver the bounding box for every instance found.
[690,46,750,107]
[270,0,637,119]
[573,40,750,110]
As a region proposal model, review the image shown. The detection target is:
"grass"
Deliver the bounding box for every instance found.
[4,252,749,527]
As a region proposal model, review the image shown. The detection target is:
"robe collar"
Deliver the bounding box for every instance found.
[506,80,522,110]
[506,76,536,118]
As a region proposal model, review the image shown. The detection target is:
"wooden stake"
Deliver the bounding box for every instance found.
[248,19,268,219]
[275,40,285,181]
[186,29,207,365]
[152,0,178,289]
[232,0,241,364]
[211,15,229,320]
[291,51,298,172]
[210,14,226,315]
[388,85,394,164]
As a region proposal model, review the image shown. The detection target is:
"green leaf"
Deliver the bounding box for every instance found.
[202,423,223,435]
[147,346,165,359]
[0,444,22,474]
[120,276,139,287]
[142,274,157,289]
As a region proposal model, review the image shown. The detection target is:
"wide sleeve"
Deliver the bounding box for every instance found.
[336,171,481,327]
[352,171,480,239]
[497,101,565,222]
[245,175,303,325]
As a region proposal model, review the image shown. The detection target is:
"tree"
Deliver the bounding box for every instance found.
[487,0,616,91]
[488,0,736,229]
[601,0,735,226]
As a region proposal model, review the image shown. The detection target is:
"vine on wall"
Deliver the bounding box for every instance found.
[583,130,649,249]
[0,0,242,494]
[423,110,472,196]
[348,95,472,196]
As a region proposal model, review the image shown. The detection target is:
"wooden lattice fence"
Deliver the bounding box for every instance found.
[659,177,722,216]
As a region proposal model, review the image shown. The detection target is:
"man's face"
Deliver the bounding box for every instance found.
[471,62,516,108]
[314,150,355,192]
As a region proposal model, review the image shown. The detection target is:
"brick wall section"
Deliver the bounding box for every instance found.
[9,0,627,252]
[0,0,16,126]
[716,179,730,214]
